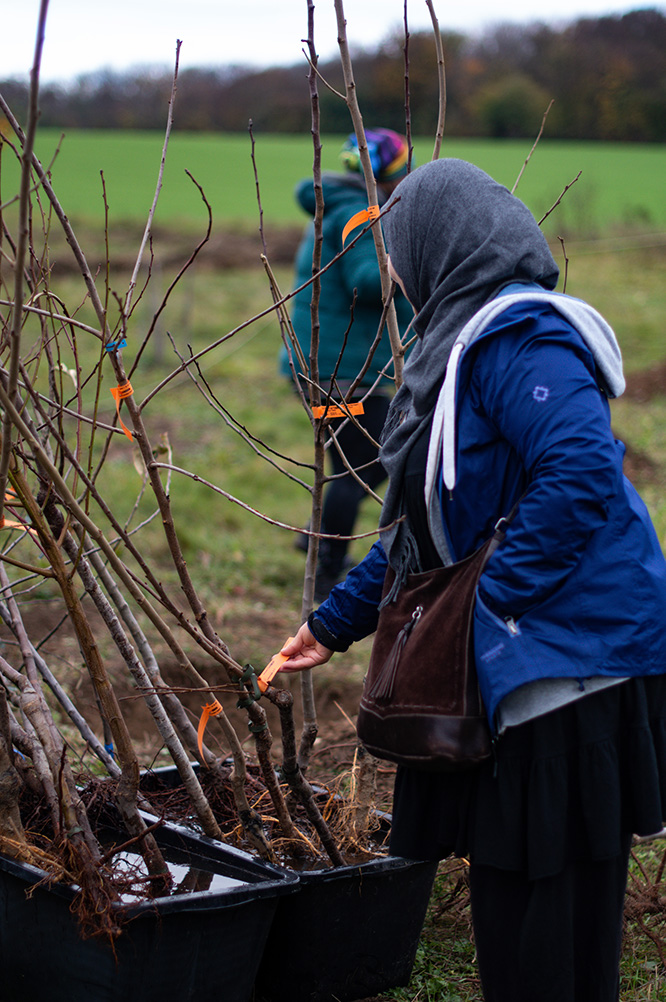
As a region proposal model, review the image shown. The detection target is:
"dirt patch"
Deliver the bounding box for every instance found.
[0,588,391,804]
[624,361,666,402]
[50,223,303,275]
[614,362,666,485]
[620,439,661,483]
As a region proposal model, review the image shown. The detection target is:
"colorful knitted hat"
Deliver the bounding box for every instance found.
[340,128,409,182]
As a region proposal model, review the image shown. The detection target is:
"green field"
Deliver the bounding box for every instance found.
[6,128,665,237]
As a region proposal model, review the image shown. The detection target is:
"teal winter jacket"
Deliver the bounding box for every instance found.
[281,173,414,387]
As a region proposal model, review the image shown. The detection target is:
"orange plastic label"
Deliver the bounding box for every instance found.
[110,382,134,441]
[257,637,295,693]
[312,401,364,420]
[197,698,224,756]
[341,204,380,245]
[0,515,36,535]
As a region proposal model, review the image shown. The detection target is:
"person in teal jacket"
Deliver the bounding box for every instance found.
[280,159,666,1002]
[282,129,414,601]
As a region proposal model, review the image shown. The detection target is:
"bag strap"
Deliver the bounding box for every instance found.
[494,496,521,535]
[483,495,523,564]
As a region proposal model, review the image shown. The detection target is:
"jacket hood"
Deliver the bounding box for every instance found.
[295,172,382,217]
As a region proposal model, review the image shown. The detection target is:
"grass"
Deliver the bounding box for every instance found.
[3,130,666,238]
[373,844,666,1002]
[564,244,666,373]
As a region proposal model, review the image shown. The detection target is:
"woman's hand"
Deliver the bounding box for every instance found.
[279,622,334,673]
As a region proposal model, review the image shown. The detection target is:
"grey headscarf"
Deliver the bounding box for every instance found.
[378,159,559,589]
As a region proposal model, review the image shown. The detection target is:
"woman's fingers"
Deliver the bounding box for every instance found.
[279,623,334,672]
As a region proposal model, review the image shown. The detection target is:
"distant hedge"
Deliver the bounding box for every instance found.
[2,9,666,142]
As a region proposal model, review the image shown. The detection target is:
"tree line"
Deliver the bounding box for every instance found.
[3,8,666,141]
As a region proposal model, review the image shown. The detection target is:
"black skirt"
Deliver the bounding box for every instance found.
[389,674,666,879]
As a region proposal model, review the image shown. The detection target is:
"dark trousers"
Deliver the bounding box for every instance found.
[318,393,390,575]
[468,836,632,1002]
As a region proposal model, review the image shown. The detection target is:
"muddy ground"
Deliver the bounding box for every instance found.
[0,585,396,811]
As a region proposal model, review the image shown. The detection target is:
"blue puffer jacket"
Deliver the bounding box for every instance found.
[312,294,666,726]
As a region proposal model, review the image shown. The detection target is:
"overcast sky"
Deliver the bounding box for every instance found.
[6,0,661,84]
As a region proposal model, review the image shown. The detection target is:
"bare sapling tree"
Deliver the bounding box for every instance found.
[0,0,455,936]
[273,0,449,825]
[0,7,361,921]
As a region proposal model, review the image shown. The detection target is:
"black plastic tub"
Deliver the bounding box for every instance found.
[0,820,298,1002]
[253,853,437,1002]
[139,764,437,1002]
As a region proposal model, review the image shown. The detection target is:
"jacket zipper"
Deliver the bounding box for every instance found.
[503,615,519,636]
[477,594,521,637]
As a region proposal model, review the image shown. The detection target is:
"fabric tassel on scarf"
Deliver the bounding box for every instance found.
[369,604,423,701]
[379,528,422,608]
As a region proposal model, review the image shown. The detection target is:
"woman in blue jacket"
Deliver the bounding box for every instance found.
[280,159,666,1002]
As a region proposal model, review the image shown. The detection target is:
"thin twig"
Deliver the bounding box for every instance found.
[558,235,570,293]
[333,0,405,386]
[127,169,213,382]
[512,99,555,194]
[0,300,101,338]
[0,0,48,524]
[538,171,582,226]
[139,201,397,409]
[150,461,393,542]
[300,50,346,100]
[402,2,413,169]
[124,41,181,320]
[425,0,447,160]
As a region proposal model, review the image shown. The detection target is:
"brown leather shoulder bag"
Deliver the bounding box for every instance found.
[356,522,509,772]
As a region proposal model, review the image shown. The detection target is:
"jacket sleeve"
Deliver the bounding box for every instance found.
[309,539,388,647]
[327,204,385,305]
[472,322,622,618]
